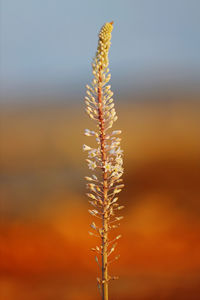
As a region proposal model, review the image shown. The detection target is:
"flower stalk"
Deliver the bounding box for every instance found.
[83,22,124,300]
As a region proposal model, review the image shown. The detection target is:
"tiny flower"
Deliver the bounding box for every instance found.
[88,160,97,170]
[112,130,122,135]
[90,222,97,230]
[112,172,122,179]
[83,144,92,151]
[85,129,96,136]
[110,141,120,148]
[115,147,123,155]
[112,164,123,174]
[109,148,116,155]
[104,161,112,172]
[112,165,124,177]
[113,115,118,122]
[88,149,97,158]
[87,184,97,193]
[115,156,123,165]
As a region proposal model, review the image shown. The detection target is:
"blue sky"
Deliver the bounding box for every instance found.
[1,0,200,98]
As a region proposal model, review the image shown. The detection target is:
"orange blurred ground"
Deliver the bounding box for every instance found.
[1,92,200,299]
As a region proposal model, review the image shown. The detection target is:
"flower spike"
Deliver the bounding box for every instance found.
[83,22,124,300]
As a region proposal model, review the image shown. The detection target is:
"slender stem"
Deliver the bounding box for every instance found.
[98,68,109,300]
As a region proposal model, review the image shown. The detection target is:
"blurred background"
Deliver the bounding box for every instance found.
[1,1,200,299]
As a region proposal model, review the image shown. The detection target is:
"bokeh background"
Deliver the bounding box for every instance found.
[1,1,200,299]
